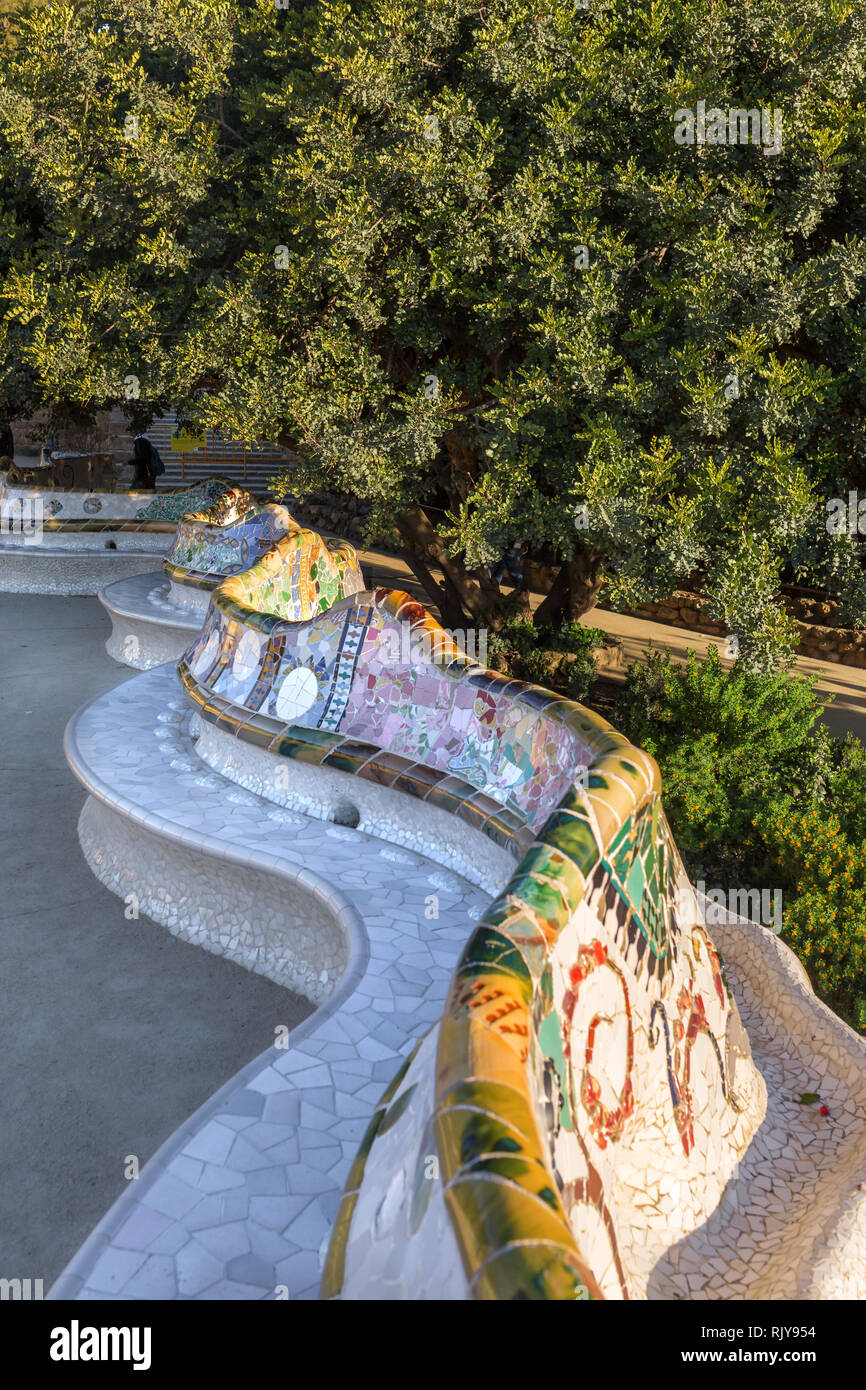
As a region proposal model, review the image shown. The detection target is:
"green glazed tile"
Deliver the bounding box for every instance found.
[378,1084,418,1136]
[318,1192,358,1300]
[471,1243,601,1302]
[454,927,533,988]
[443,1173,573,1272]
[454,1153,559,1209]
[541,818,600,877]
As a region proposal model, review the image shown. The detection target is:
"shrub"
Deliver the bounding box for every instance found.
[757,805,866,1033]
[488,618,605,702]
[616,647,866,1030]
[614,645,834,881]
[823,734,866,847]
[615,644,826,770]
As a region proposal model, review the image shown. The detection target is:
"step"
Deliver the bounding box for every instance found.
[158,459,297,495]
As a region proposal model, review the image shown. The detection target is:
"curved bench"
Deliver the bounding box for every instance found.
[101,493,366,669]
[163,488,294,615]
[101,487,288,667]
[180,584,585,866]
[53,572,866,1300]
[54,663,493,1300]
[176,577,770,1298]
[0,474,236,594]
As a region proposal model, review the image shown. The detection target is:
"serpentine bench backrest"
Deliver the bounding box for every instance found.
[214,527,366,623]
[164,490,301,586]
[180,580,599,845]
[176,567,750,1302]
[279,598,752,1301]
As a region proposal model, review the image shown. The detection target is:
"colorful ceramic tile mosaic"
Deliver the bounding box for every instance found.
[164,490,301,590]
[214,528,366,624]
[176,567,762,1300]
[181,586,588,837]
[319,734,755,1301]
[451,805,736,1299]
[125,476,238,524]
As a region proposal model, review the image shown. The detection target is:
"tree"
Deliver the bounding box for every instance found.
[2,1,866,663]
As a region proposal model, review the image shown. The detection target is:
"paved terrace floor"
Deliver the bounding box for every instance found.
[0,592,312,1288]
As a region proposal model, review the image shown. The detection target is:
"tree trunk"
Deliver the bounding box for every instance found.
[535,543,604,626]
[393,504,501,629]
[393,510,603,635]
[509,579,534,619]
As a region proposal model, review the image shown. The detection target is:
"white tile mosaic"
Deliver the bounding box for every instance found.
[0,546,167,596]
[99,574,206,669]
[49,663,494,1300]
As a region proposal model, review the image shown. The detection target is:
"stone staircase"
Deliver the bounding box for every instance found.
[157,454,297,497]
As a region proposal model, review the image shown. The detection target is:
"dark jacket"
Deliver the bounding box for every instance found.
[131,436,155,488]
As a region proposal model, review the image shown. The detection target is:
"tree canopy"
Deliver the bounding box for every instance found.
[2,0,866,662]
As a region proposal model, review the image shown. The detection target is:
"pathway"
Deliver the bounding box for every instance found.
[0,594,310,1288]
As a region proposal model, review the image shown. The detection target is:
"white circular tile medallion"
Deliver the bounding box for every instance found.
[275,665,319,721]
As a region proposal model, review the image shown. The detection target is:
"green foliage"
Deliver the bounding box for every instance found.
[488,616,605,701]
[822,733,866,846]
[616,644,827,770]
[2,1,866,648]
[757,805,866,1032]
[616,646,866,1030]
[616,646,830,882]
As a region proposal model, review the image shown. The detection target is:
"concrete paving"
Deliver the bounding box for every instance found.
[0,590,312,1288]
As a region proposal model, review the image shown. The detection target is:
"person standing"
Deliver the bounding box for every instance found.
[0,419,14,463]
[131,433,158,490]
[490,538,527,587]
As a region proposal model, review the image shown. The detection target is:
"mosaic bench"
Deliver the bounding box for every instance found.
[53,574,866,1300]
[100,492,366,669]
[164,488,296,615]
[0,474,236,595]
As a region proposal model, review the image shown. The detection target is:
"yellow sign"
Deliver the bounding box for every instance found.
[170,428,206,453]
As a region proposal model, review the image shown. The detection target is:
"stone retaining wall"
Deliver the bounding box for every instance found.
[608,589,866,668]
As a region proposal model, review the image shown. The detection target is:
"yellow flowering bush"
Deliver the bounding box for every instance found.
[757,806,866,1033]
